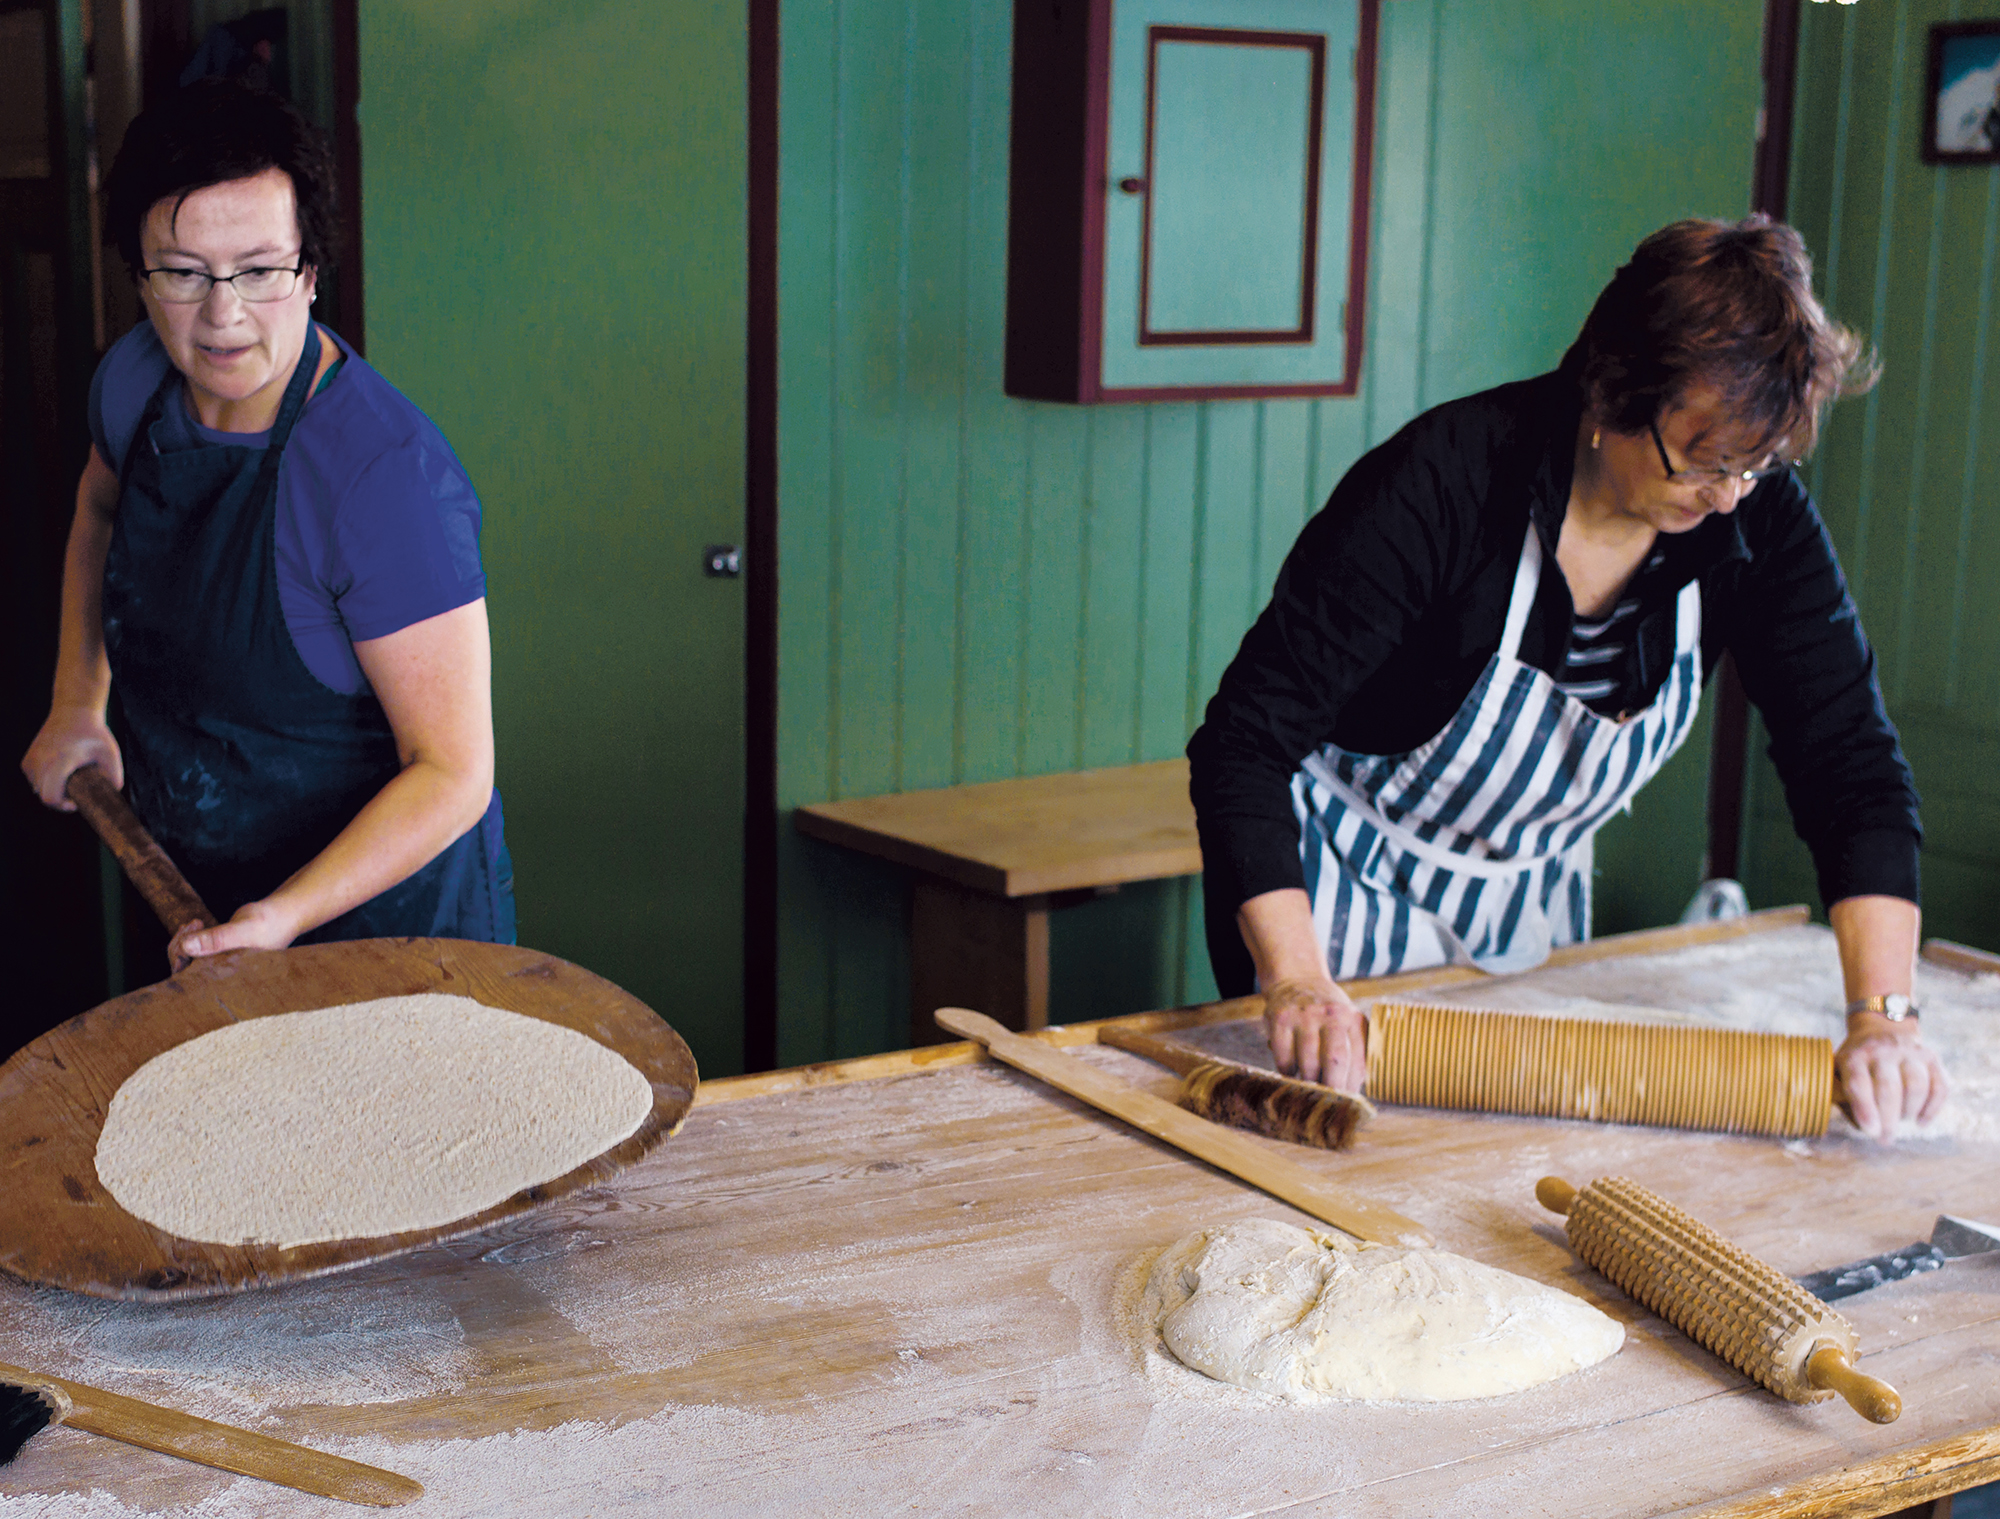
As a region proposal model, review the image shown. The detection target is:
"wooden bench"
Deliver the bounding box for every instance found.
[793,758,1202,1042]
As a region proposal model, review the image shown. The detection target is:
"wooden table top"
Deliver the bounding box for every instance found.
[793,757,1201,897]
[2,919,1996,1518]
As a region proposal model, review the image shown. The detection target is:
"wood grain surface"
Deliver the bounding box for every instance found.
[0,939,697,1301]
[935,1007,1427,1246]
[793,757,1201,897]
[2,918,1993,1518]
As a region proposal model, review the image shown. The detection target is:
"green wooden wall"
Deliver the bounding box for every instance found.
[774,0,1763,1065]
[358,0,748,1074]
[1743,0,2000,947]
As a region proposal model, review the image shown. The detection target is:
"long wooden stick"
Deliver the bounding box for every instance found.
[934,1007,1432,1248]
[64,765,213,933]
[1921,938,2000,977]
[0,1362,421,1507]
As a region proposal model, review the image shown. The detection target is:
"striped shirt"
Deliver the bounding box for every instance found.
[1557,549,1667,715]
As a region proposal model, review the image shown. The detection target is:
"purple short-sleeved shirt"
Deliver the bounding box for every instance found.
[88,321,485,695]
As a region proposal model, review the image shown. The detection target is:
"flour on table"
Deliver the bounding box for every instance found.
[94,994,654,1248]
[1145,1219,1622,1403]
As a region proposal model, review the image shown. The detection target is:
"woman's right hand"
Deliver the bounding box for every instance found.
[1263,977,1369,1091]
[21,704,122,810]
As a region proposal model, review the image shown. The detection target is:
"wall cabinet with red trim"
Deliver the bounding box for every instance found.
[1005,0,1377,403]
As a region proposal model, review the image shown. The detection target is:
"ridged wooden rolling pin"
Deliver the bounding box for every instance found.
[1370,1001,1834,1138]
[1537,1175,1901,1423]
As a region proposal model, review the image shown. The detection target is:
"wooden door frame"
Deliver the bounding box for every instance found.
[1704,0,1801,883]
[744,0,780,1072]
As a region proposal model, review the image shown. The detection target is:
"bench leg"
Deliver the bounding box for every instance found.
[910,878,1049,1044]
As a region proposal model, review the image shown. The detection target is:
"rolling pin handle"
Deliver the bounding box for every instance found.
[1805,1343,1902,1424]
[63,764,216,935]
[1536,1176,1578,1216]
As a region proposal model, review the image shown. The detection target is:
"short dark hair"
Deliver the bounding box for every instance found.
[1567,216,1876,461]
[104,77,338,280]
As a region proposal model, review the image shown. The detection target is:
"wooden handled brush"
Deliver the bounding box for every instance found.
[937,1008,1431,1247]
[1370,1001,1834,1138]
[0,1364,422,1506]
[1537,1176,1901,1423]
[1094,1025,1373,1150]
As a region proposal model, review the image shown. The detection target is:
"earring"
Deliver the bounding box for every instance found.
[310,294,318,305]
[1591,428,1601,450]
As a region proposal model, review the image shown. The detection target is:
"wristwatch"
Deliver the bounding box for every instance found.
[1846,993,1920,1023]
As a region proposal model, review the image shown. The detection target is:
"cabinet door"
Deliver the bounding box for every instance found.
[1100,0,1365,396]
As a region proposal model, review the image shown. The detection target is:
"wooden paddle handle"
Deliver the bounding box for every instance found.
[935,1006,1433,1248]
[65,765,214,933]
[0,1362,422,1507]
[1095,1023,1212,1077]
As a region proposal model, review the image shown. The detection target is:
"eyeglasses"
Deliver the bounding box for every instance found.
[1648,420,1787,487]
[141,258,306,304]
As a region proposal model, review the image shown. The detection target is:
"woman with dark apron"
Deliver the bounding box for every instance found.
[1189,218,1943,1141]
[22,80,513,967]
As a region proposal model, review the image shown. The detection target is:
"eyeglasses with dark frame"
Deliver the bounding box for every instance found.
[1648,420,1788,488]
[141,257,306,304]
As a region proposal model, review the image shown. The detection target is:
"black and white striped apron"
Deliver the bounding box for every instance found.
[1289,523,1703,979]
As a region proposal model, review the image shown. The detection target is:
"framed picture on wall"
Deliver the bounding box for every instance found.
[1926,20,2000,163]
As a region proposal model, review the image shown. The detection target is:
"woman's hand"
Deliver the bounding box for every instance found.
[1237,887,1368,1089]
[167,898,302,971]
[1835,1013,1947,1141]
[1827,895,1946,1141]
[21,705,123,810]
[1263,977,1369,1090]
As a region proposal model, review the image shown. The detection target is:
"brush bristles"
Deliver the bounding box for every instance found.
[0,1379,70,1466]
[1179,1062,1374,1150]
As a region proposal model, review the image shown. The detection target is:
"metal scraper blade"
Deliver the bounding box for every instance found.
[1933,1215,2000,1259]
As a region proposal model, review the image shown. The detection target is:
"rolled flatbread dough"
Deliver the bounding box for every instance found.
[94,994,654,1248]
[1146,1218,1623,1402]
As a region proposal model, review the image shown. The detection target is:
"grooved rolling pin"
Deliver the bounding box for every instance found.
[1370,1001,1835,1138]
[1537,1176,1900,1423]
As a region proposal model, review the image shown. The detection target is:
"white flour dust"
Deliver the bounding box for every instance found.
[0,1273,474,1422]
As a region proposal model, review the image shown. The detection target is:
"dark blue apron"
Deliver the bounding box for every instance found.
[101,324,515,944]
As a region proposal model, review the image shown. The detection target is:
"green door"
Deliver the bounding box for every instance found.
[359,0,747,1074]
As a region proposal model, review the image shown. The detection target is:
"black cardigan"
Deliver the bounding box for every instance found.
[1186,364,1921,996]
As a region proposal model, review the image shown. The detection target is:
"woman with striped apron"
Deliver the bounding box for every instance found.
[1294,525,1702,981]
[1188,217,1947,1140]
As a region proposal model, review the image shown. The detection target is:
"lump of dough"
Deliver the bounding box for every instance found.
[94,994,655,1249]
[1145,1218,1622,1402]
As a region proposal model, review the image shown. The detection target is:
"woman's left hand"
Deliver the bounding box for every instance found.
[167,899,301,971]
[1834,1014,1948,1141]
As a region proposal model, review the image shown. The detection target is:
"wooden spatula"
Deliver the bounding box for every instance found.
[0,1362,421,1506]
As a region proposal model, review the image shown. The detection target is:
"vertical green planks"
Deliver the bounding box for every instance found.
[360,0,747,1073]
[1744,0,2000,954]
[777,0,1763,1060]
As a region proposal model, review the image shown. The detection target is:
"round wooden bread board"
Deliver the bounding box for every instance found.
[0,938,698,1301]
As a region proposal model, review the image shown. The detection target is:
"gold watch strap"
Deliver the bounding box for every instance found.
[1846,993,1919,1022]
